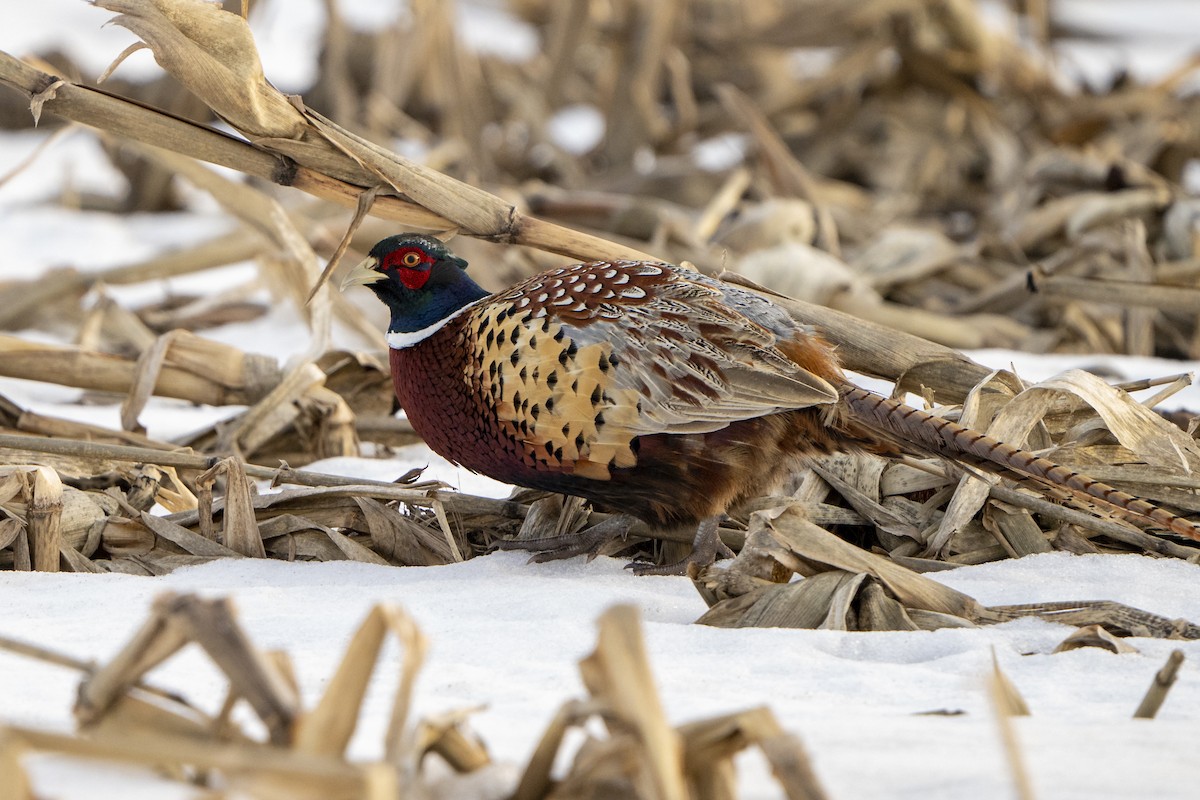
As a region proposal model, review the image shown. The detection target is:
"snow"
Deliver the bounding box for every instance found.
[694,133,750,173]
[547,105,605,155]
[4,554,1200,798]
[308,447,519,499]
[1,2,1199,798]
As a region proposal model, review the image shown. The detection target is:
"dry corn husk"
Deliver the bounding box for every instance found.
[695,503,1200,638]
[1,595,828,798]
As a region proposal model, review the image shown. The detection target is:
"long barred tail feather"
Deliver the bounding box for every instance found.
[840,385,1200,542]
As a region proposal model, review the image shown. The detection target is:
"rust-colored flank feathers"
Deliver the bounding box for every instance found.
[351,234,1200,573]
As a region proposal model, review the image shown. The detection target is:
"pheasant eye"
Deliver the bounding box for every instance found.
[400,251,423,268]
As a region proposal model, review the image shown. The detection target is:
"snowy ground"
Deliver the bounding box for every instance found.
[2,2,1200,798]
[5,552,1200,799]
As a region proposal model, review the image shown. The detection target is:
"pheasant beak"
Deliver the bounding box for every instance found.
[340,255,384,290]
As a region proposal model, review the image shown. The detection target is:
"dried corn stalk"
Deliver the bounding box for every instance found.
[0,596,827,799]
[695,504,1200,638]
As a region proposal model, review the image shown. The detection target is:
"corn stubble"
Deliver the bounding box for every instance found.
[0,0,1198,795]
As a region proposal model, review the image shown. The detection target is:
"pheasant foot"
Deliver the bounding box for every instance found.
[495,514,637,563]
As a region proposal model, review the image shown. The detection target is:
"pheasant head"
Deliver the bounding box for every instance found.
[343,234,489,348]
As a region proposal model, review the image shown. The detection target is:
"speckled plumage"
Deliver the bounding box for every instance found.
[347,234,1200,569]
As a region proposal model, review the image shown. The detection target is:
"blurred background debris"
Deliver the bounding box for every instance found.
[0,0,1196,578]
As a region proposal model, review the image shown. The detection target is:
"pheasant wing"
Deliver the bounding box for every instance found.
[477,261,839,478]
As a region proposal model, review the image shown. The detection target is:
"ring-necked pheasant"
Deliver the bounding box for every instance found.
[344,233,1200,573]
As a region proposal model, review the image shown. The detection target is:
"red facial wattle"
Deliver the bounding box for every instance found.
[399,267,431,289]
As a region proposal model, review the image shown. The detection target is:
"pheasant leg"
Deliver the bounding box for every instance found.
[495,514,637,563]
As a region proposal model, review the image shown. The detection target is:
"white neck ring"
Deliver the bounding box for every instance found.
[386,298,484,350]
